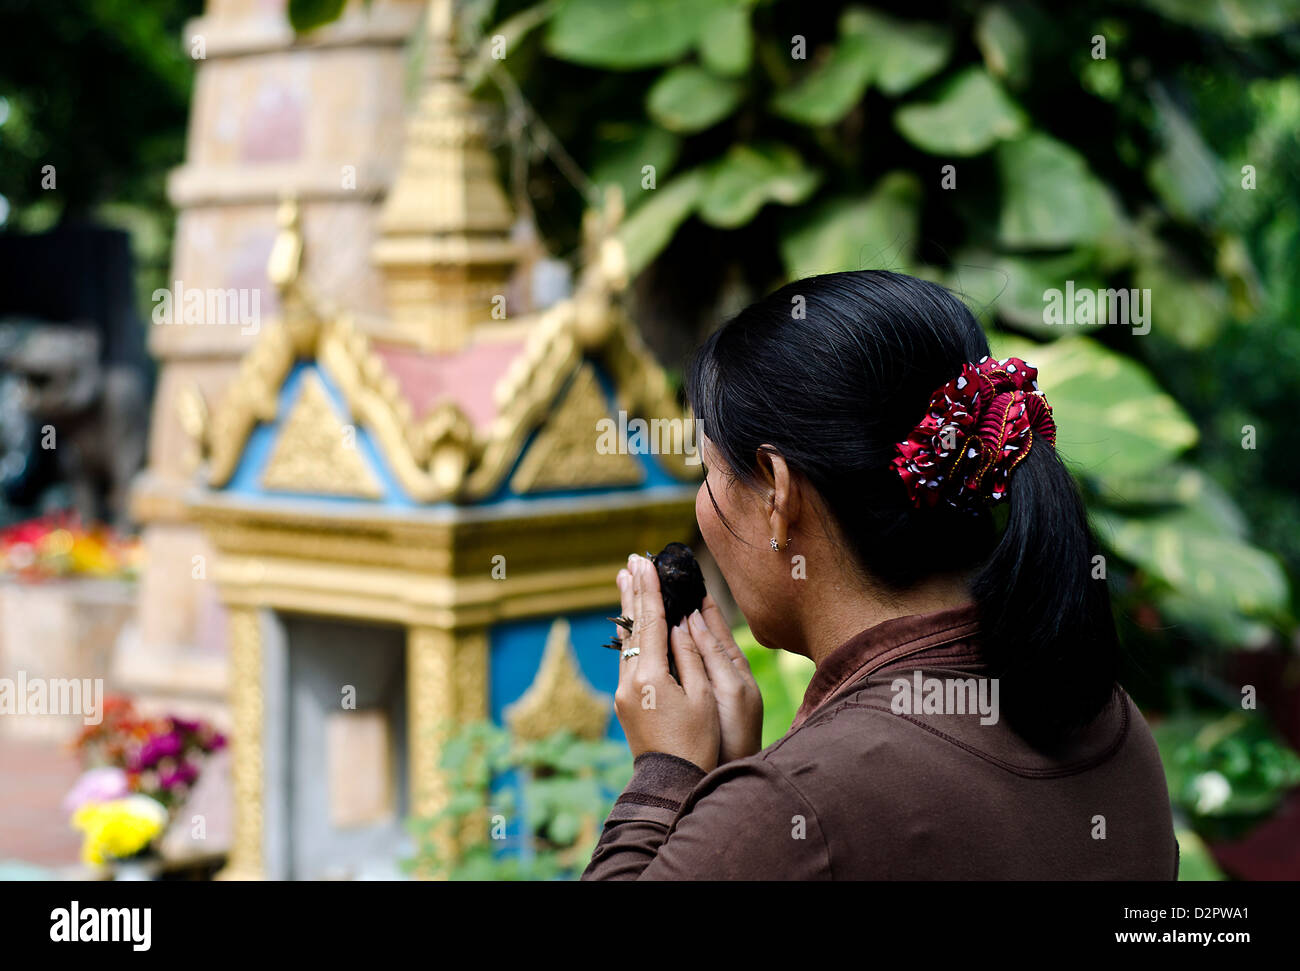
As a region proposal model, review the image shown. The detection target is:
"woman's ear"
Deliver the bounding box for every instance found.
[756,445,801,548]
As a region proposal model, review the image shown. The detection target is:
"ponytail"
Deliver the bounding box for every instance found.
[972,443,1119,748]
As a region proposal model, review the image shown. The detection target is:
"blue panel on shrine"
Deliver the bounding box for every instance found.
[224,362,420,508]
[486,605,626,861]
[488,606,625,743]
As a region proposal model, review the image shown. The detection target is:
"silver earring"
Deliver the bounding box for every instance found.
[770,538,779,552]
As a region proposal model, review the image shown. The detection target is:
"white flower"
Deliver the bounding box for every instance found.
[1191,770,1232,814]
[121,794,169,827]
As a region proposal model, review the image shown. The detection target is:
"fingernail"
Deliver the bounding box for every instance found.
[689,610,704,627]
[627,553,638,568]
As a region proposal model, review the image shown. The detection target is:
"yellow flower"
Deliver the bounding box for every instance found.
[68,534,117,576]
[71,795,168,866]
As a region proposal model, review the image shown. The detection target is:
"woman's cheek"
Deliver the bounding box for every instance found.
[695,480,718,547]
[695,480,732,569]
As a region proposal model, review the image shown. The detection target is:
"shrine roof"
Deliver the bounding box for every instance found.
[179,281,700,508]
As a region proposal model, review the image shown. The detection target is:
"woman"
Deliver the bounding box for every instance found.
[583,270,1177,880]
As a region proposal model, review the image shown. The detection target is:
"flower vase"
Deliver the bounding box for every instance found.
[112,856,161,881]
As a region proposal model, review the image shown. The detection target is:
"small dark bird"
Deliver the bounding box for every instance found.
[605,542,708,681]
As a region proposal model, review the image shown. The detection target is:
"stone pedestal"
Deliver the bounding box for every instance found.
[0,578,135,741]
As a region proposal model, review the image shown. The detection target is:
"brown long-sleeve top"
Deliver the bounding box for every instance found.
[582,603,1178,880]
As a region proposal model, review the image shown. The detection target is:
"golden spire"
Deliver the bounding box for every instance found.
[371,0,520,352]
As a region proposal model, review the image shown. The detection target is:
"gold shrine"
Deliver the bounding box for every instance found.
[171,0,700,879]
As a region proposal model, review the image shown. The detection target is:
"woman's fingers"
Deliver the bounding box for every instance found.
[700,594,752,672]
[631,555,669,678]
[687,609,745,690]
[614,568,633,648]
[669,620,710,698]
[618,568,633,615]
[615,570,636,695]
[688,601,764,766]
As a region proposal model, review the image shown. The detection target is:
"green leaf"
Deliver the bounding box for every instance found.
[772,8,951,125]
[698,3,752,76]
[546,0,726,68]
[698,144,820,228]
[1155,592,1275,648]
[1174,828,1227,880]
[1155,714,1300,824]
[780,171,921,279]
[738,625,813,747]
[1146,86,1223,222]
[770,30,874,126]
[987,334,1198,479]
[953,249,1108,336]
[1114,522,1288,624]
[1093,508,1289,621]
[975,4,1031,89]
[1139,0,1300,37]
[995,134,1119,248]
[547,810,583,846]
[894,67,1027,156]
[466,3,557,89]
[288,0,347,33]
[844,8,952,96]
[1133,257,1229,349]
[1096,465,1249,539]
[590,123,681,208]
[647,65,745,133]
[618,169,706,275]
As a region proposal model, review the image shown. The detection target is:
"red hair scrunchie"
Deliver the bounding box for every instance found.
[890,355,1057,510]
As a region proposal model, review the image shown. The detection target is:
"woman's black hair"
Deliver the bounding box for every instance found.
[685,269,1119,750]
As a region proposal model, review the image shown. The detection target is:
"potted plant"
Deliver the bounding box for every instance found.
[63,696,225,878]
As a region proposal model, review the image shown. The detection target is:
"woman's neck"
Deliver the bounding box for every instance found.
[795,570,976,669]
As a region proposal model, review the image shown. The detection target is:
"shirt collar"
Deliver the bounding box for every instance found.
[790,602,982,731]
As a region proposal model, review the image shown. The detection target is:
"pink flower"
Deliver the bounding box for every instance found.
[159,762,199,791]
[63,767,129,816]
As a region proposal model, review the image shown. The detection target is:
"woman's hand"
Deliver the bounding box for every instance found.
[612,555,719,773]
[678,594,764,765]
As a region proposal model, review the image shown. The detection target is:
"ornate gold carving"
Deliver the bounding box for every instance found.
[505,618,612,742]
[407,626,455,819]
[318,316,474,502]
[455,628,489,723]
[452,628,490,855]
[510,362,643,494]
[261,373,383,498]
[407,624,458,876]
[268,198,304,292]
[206,322,299,487]
[217,607,264,880]
[461,187,701,497]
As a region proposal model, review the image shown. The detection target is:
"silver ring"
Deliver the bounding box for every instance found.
[621,646,640,660]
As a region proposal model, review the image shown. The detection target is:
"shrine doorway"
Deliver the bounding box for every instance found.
[264,613,411,880]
